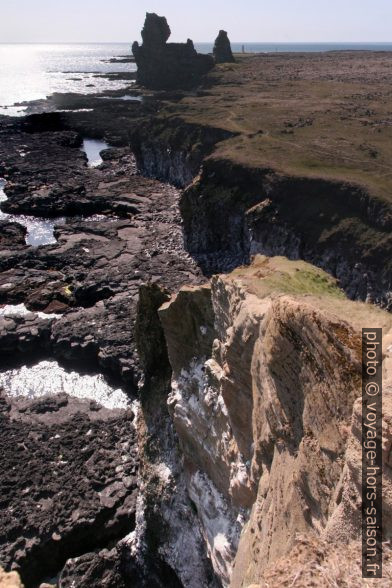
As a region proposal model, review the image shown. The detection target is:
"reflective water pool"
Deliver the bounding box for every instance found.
[82,138,110,167]
[0,360,131,409]
[0,179,65,246]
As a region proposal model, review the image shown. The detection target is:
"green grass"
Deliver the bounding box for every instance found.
[227,255,392,332]
[232,256,345,299]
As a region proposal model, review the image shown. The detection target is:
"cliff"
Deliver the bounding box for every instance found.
[129,50,392,308]
[158,255,392,586]
[180,158,392,306]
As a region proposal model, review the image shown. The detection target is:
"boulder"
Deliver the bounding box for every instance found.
[213,30,235,63]
[0,220,27,247]
[132,13,214,90]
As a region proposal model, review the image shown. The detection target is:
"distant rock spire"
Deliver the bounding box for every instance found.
[213,30,235,63]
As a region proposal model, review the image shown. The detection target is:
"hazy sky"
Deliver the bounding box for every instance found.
[1,0,392,43]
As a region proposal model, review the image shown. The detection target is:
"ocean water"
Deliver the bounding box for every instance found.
[1,42,391,116]
[195,42,392,54]
[0,43,136,116]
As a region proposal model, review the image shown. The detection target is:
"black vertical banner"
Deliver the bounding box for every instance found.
[362,328,383,578]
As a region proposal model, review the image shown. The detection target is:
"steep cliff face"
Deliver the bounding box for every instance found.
[133,284,219,588]
[129,119,235,188]
[159,256,392,587]
[180,158,392,307]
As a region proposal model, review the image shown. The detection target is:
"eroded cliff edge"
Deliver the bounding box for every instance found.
[130,50,392,308]
[158,256,392,586]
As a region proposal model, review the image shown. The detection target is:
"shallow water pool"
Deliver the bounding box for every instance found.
[82,138,110,167]
[0,179,65,246]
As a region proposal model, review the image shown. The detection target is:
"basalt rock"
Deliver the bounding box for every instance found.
[132,13,214,90]
[0,392,138,587]
[213,31,235,64]
[180,158,392,306]
[0,125,203,386]
[133,283,219,588]
[0,221,27,247]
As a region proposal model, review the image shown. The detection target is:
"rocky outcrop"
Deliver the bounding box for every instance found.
[0,221,27,247]
[159,255,392,587]
[213,31,235,64]
[132,13,214,90]
[0,121,204,386]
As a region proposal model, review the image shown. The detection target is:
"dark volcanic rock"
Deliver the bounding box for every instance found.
[213,30,235,64]
[59,544,185,588]
[0,310,53,367]
[132,13,214,90]
[59,546,130,588]
[0,97,208,587]
[0,392,138,587]
[0,127,203,386]
[140,12,170,45]
[0,221,27,247]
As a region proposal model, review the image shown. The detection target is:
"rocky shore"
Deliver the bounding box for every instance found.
[0,85,206,585]
[1,26,392,588]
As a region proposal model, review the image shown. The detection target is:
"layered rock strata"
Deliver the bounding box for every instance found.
[159,255,392,587]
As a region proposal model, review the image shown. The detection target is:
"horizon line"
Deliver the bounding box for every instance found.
[2,40,392,45]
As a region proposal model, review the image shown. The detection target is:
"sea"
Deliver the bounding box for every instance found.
[1,42,392,116]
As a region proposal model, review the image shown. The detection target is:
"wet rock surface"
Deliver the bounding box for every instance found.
[0,115,203,387]
[0,311,53,367]
[0,392,138,587]
[0,93,206,587]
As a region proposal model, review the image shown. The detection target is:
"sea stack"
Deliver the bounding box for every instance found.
[213,29,235,63]
[132,13,214,90]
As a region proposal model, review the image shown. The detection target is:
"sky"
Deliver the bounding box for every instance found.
[1,0,392,43]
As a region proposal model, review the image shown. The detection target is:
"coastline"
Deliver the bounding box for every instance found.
[0,43,392,587]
